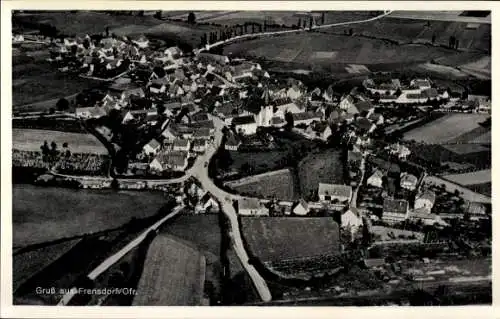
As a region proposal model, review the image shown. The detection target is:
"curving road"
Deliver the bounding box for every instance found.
[195,10,393,54]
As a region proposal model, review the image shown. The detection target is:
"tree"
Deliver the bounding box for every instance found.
[154,11,162,19]
[432,34,436,44]
[455,39,459,49]
[187,12,196,24]
[138,10,144,17]
[40,141,50,156]
[298,18,302,28]
[309,17,313,29]
[56,98,69,111]
[321,12,325,25]
[284,111,294,129]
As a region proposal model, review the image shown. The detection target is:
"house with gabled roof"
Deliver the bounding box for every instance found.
[339,94,356,110]
[414,189,436,213]
[383,198,409,224]
[318,183,352,204]
[292,199,309,216]
[341,207,363,237]
[149,151,188,172]
[172,138,191,152]
[195,192,220,214]
[367,169,384,188]
[143,138,161,156]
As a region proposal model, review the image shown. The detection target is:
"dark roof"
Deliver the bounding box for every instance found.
[354,117,373,131]
[193,127,211,138]
[292,112,322,122]
[383,199,408,214]
[226,133,241,146]
[355,100,373,113]
[232,115,256,126]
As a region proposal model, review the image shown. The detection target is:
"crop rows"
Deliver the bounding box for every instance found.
[12,150,50,169]
[55,153,109,175]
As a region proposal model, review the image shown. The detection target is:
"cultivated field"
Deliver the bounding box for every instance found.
[403,114,490,144]
[224,169,299,201]
[241,217,340,263]
[12,129,108,155]
[298,149,344,199]
[12,184,169,247]
[388,11,491,24]
[132,234,205,306]
[12,61,98,108]
[225,150,290,175]
[423,175,490,204]
[224,33,464,72]
[442,143,490,155]
[13,238,82,292]
[459,56,491,79]
[442,169,491,186]
[14,11,161,36]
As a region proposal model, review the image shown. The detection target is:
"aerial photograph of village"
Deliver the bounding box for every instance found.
[10,9,491,307]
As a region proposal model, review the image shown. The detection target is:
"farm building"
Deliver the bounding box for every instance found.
[318,183,352,204]
[382,198,409,224]
[149,151,188,172]
[240,217,341,278]
[414,190,436,213]
[143,138,161,156]
[237,198,268,216]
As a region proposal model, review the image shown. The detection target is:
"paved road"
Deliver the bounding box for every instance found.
[350,152,366,209]
[192,116,273,301]
[196,10,393,54]
[58,205,185,305]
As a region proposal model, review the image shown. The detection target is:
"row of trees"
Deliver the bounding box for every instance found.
[40,141,71,162]
[199,13,331,47]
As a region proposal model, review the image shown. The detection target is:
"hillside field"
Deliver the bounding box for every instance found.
[13,184,169,247]
[224,169,299,201]
[403,114,490,144]
[132,234,206,306]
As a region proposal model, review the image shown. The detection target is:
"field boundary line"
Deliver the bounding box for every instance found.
[58,205,184,306]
